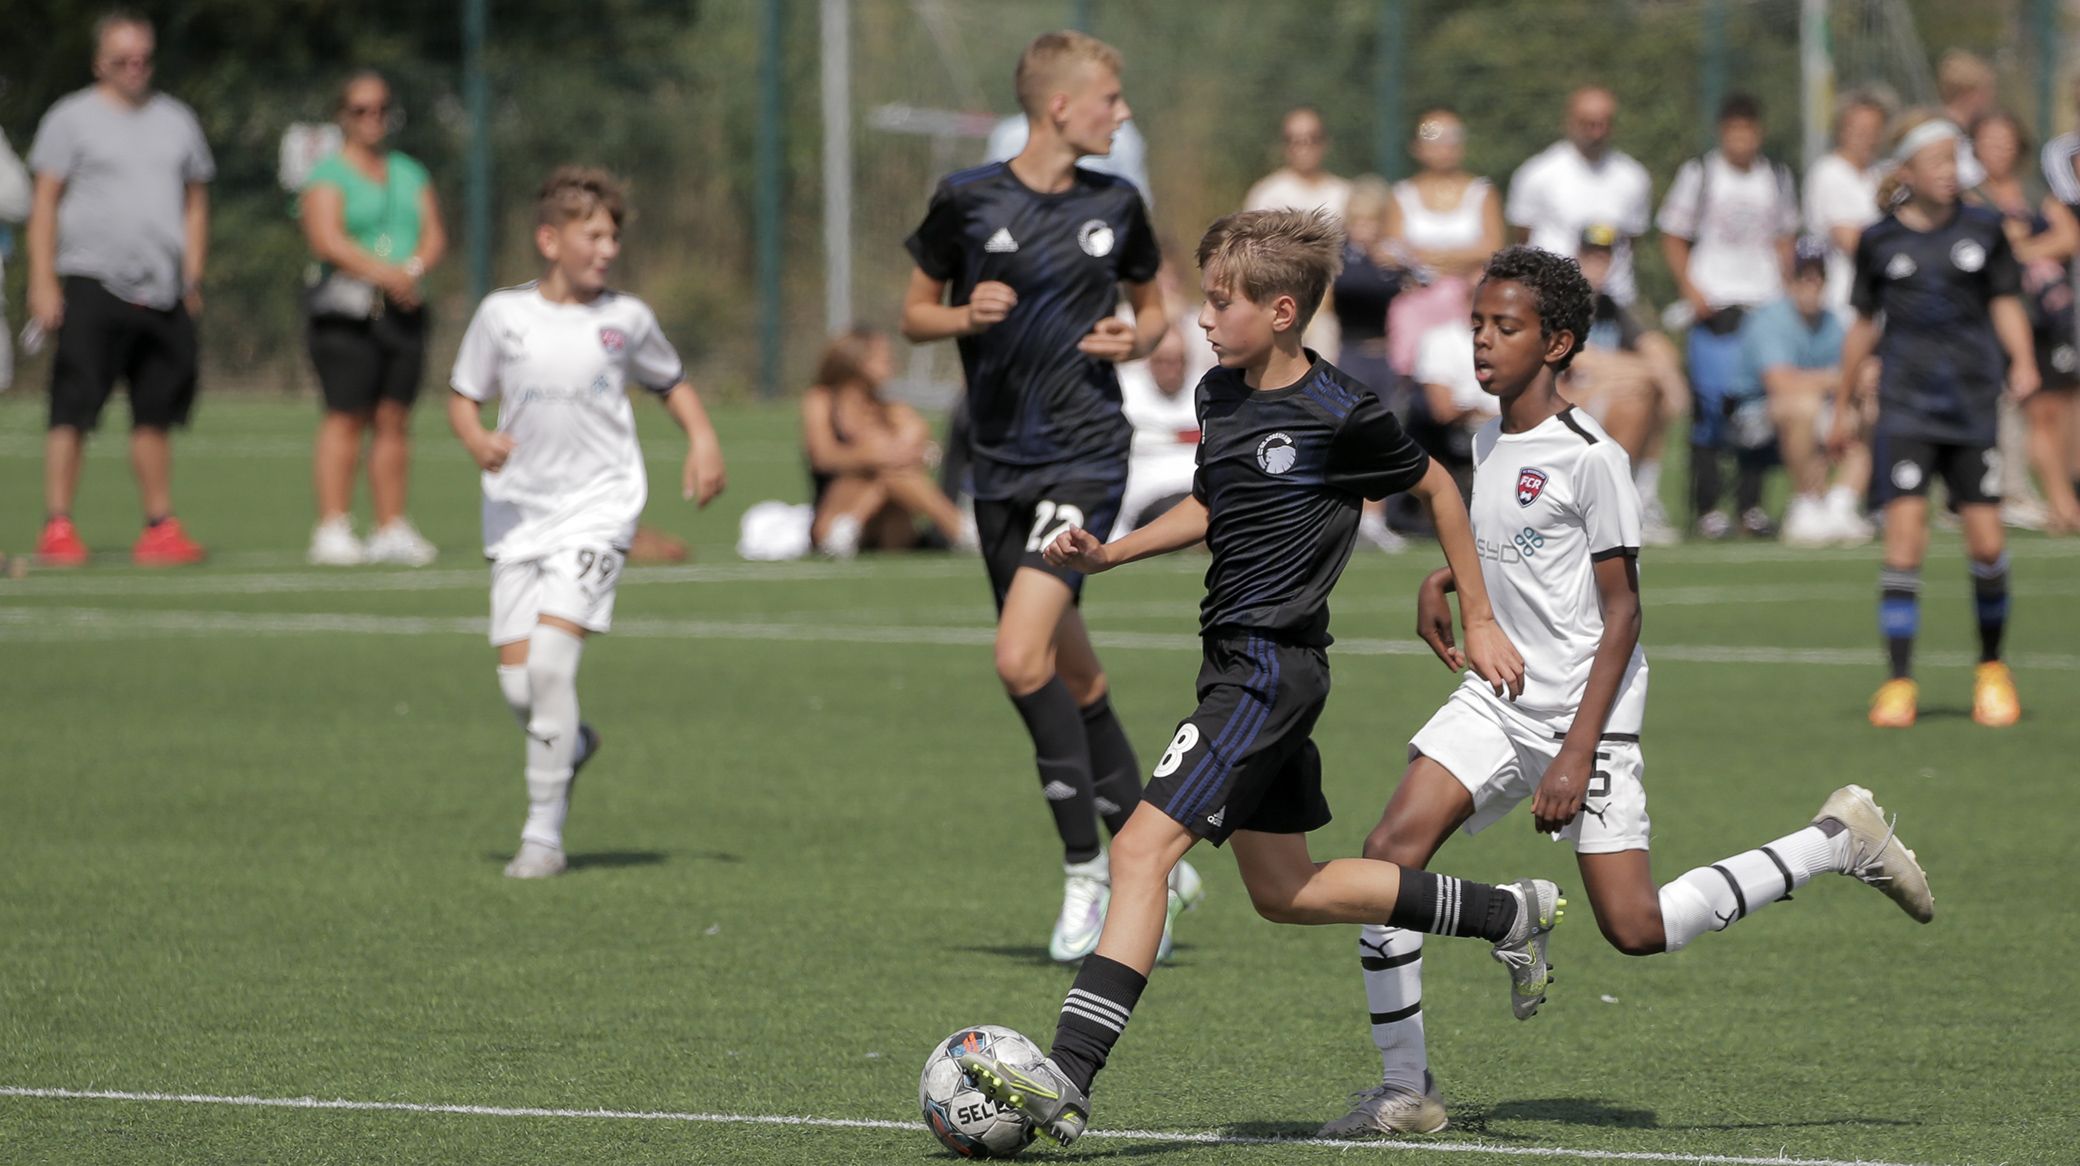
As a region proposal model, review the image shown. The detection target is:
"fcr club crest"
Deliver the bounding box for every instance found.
[1516,467,1549,507]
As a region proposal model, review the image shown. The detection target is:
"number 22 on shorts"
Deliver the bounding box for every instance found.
[1025,501,1087,552]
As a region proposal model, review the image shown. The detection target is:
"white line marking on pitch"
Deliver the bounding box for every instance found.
[0,606,2074,673]
[0,1086,1952,1166]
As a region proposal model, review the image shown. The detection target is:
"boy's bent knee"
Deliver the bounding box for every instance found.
[993,642,1053,694]
[1596,915,1666,957]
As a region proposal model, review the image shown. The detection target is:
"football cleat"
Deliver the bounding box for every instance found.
[1815,784,1933,923]
[1971,662,2019,728]
[1318,1071,1449,1137]
[1048,855,1109,963]
[1491,878,1564,1020]
[503,839,567,880]
[955,1050,1090,1148]
[1868,678,1918,729]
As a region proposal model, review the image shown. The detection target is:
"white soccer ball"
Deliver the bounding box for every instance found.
[918,1025,1043,1158]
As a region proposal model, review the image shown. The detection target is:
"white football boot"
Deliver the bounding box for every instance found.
[1155,858,1206,963]
[1319,1071,1449,1137]
[1490,878,1565,1020]
[1048,854,1110,963]
[1815,784,1933,923]
[1781,495,1834,548]
[503,839,567,879]
[366,518,438,566]
[307,516,365,566]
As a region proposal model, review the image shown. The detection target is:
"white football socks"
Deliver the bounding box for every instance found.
[520,626,584,850]
[1357,924,1428,1094]
[1658,824,1846,951]
[497,664,531,727]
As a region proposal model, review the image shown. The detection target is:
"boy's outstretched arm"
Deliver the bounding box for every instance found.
[1043,495,1208,575]
[662,382,727,506]
[1408,460,1525,698]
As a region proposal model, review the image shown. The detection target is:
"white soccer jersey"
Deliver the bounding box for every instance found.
[451,283,685,562]
[1462,407,1648,732]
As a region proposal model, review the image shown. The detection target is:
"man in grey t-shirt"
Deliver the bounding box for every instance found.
[26,11,213,567]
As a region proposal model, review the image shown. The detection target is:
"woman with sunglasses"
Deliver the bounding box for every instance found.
[300,70,447,566]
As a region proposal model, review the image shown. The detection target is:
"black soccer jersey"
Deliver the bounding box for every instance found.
[1193,358,1431,645]
[906,162,1161,499]
[1851,205,2021,445]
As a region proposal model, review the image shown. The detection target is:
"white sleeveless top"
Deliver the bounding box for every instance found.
[1394,176,1490,251]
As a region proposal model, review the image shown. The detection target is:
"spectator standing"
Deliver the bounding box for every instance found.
[300,70,447,566]
[27,11,213,567]
[802,326,968,556]
[1937,51,1997,190]
[1245,106,1351,360]
[1333,177,1401,397]
[1969,110,2080,533]
[1805,91,1890,320]
[1385,107,1503,376]
[1741,238,1873,546]
[1505,85,1652,304]
[1657,93,1800,539]
[2038,76,2080,509]
[0,129,29,392]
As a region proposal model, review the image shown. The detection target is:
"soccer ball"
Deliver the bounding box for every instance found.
[918,1025,1042,1158]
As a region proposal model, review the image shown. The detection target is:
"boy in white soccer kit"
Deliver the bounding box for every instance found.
[1321,248,1934,1139]
[448,168,725,880]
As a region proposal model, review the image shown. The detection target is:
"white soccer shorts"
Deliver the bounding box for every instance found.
[1408,685,1651,854]
[489,545,624,645]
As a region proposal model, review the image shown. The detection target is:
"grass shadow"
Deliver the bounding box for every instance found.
[1452,1097,1658,1136]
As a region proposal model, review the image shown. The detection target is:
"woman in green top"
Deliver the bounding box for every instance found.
[299,69,446,566]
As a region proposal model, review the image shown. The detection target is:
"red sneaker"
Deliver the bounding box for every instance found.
[36,516,90,567]
[133,518,206,567]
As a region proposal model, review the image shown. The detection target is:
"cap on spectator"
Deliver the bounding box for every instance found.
[1579,223,1622,252]
[1792,234,1830,275]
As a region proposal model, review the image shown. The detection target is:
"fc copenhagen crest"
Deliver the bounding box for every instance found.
[599,327,628,354]
[1256,432,1298,474]
[1077,219,1116,257]
[1516,467,1549,507]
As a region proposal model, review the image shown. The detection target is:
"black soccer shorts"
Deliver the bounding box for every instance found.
[1872,434,2001,508]
[1142,633,1334,846]
[49,277,199,432]
[972,476,1126,609]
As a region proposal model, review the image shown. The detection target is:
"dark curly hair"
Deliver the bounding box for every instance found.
[1477,245,1595,372]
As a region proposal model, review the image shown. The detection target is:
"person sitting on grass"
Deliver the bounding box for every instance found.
[802,326,969,557]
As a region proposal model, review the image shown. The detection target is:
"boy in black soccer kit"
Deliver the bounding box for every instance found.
[903,32,1194,963]
[1830,116,2039,729]
[953,209,1558,1148]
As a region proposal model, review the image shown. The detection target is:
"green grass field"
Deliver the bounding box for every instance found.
[2,395,2075,1166]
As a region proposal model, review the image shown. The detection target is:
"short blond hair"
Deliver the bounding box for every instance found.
[1196,209,1345,331]
[537,166,627,228]
[1936,50,1995,105]
[1014,30,1122,118]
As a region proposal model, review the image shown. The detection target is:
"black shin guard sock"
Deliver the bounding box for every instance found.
[1970,554,2010,664]
[1011,678,1101,863]
[1049,954,1146,1095]
[1079,694,1143,836]
[1390,869,1518,942]
[1689,444,1723,520]
[1880,566,1920,680]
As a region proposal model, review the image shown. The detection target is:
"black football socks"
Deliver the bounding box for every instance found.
[1049,954,1145,1094]
[1010,678,1102,864]
[1079,693,1143,836]
[1390,869,1519,942]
